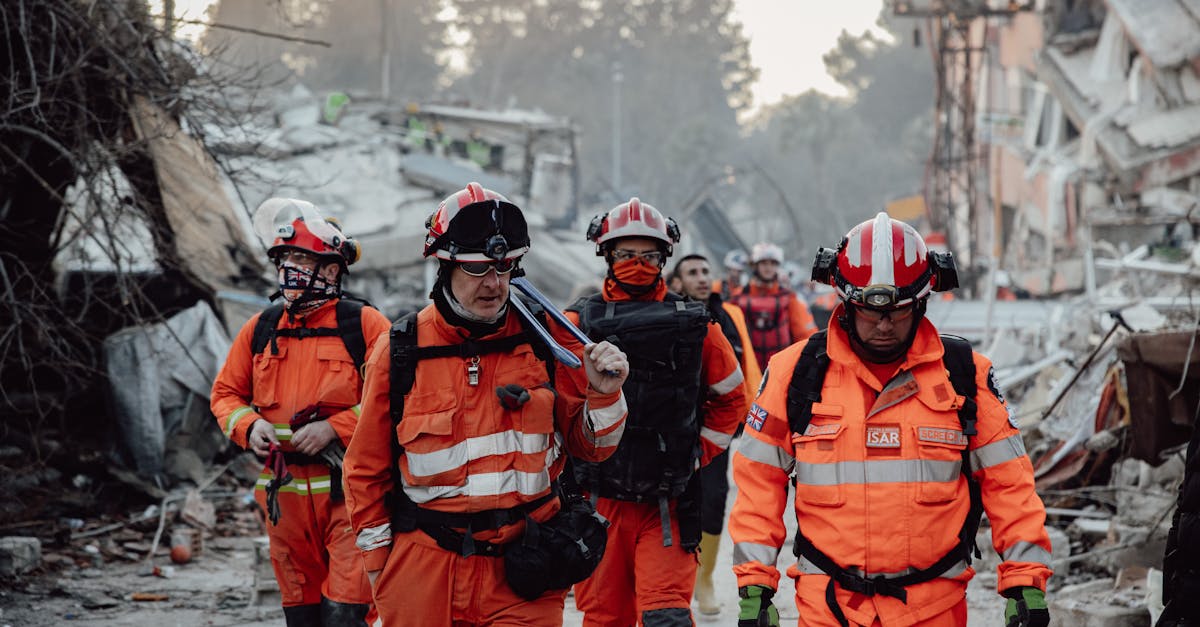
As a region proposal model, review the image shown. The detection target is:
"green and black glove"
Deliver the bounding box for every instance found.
[1004,587,1049,627]
[738,585,780,627]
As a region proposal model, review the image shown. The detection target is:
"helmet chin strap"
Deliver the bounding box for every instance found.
[838,300,926,364]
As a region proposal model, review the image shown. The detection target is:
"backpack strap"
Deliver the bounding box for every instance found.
[335,299,367,373]
[386,312,420,532]
[250,303,287,357]
[939,334,984,564]
[785,330,830,436]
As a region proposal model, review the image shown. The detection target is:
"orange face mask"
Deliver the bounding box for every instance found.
[611,257,662,287]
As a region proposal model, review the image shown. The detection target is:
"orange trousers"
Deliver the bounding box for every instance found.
[794,578,968,627]
[371,528,568,626]
[573,498,698,626]
[255,466,373,609]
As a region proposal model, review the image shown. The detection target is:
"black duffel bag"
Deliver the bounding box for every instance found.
[504,494,610,600]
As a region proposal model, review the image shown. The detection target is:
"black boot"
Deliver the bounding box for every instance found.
[283,604,323,627]
[320,596,370,627]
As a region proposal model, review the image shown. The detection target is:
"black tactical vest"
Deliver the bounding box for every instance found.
[567,293,709,501]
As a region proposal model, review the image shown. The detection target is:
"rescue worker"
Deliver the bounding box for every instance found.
[714,248,748,300]
[730,213,1052,627]
[1158,415,1200,626]
[732,242,818,368]
[671,252,762,615]
[341,183,630,626]
[211,198,389,627]
[568,198,748,626]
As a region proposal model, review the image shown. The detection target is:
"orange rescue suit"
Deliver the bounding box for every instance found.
[729,307,1052,627]
[211,299,392,609]
[568,278,748,626]
[342,304,628,627]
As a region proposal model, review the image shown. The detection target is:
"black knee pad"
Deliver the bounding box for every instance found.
[641,606,692,627]
[320,597,369,627]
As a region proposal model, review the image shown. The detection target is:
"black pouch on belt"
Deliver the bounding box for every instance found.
[503,494,610,600]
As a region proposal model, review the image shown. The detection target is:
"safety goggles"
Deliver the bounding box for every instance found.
[611,249,664,265]
[855,303,916,323]
[458,258,519,277]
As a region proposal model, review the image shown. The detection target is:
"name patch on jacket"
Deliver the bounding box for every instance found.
[865,425,901,448]
[803,424,840,437]
[917,427,968,446]
[747,403,769,431]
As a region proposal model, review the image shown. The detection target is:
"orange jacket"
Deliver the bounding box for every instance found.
[563,278,747,467]
[721,301,762,397]
[729,306,1051,626]
[342,304,627,572]
[211,300,392,455]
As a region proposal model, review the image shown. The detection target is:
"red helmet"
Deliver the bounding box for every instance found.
[586,198,680,256]
[815,212,946,308]
[424,182,530,262]
[255,198,360,266]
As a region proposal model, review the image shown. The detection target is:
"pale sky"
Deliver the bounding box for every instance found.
[170,0,887,114]
[732,0,887,112]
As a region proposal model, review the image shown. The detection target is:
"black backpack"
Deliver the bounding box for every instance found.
[249,298,370,372]
[785,329,983,627]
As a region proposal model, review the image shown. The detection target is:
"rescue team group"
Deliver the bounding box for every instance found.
[210,183,1052,627]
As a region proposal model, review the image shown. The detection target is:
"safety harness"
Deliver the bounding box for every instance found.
[385,301,560,557]
[250,298,369,373]
[786,329,984,627]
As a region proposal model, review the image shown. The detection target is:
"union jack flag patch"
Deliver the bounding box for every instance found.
[746,403,768,431]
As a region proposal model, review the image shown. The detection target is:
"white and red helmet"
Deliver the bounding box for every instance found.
[424,182,530,262]
[750,242,784,264]
[587,198,680,256]
[812,212,956,308]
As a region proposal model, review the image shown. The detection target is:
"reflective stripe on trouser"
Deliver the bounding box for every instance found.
[574,498,698,626]
[254,468,372,608]
[787,562,971,627]
[371,528,567,626]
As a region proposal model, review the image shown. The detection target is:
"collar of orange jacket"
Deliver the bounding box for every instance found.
[427,300,524,344]
[602,276,667,302]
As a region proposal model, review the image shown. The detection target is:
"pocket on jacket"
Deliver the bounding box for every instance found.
[251,345,287,410]
[792,422,845,506]
[913,424,967,504]
[396,388,464,489]
[315,343,361,408]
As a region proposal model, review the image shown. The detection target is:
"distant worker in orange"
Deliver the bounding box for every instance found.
[732,242,818,367]
[671,252,761,615]
[567,199,748,626]
[730,213,1052,627]
[714,248,748,300]
[211,198,388,627]
[341,183,630,626]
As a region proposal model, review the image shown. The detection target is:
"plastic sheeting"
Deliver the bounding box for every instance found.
[104,301,232,486]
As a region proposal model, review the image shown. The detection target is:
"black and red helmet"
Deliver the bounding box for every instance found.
[424,182,530,262]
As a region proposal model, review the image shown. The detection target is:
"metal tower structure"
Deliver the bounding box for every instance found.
[890,1,1034,285]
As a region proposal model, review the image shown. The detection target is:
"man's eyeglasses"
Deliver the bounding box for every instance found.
[856,304,916,323]
[611,249,664,265]
[459,258,518,277]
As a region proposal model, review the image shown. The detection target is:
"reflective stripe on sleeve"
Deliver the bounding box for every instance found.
[403,469,552,504]
[587,393,627,434]
[970,434,1027,472]
[794,459,961,487]
[1002,541,1052,566]
[405,431,551,478]
[351,404,361,417]
[733,541,781,567]
[356,523,392,552]
[701,426,733,451]
[735,436,795,475]
[710,366,745,396]
[225,406,254,436]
